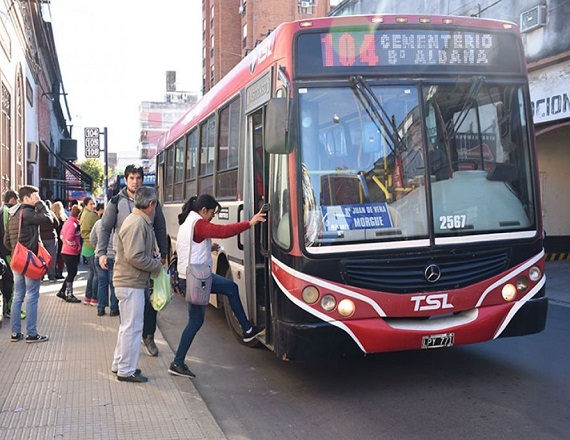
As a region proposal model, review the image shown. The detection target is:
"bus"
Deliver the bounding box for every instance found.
[156,14,547,360]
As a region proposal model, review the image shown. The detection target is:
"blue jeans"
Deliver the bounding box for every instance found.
[95,258,118,312]
[173,274,252,365]
[85,255,98,301]
[11,272,41,336]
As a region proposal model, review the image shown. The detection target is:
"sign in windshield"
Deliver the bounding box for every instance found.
[322,203,394,232]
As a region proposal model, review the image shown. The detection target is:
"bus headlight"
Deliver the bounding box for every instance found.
[302,286,319,304]
[529,266,542,282]
[516,276,529,292]
[502,284,517,302]
[338,299,355,317]
[321,294,336,312]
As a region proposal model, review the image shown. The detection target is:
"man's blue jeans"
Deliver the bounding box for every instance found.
[11,272,41,336]
[95,257,118,312]
[173,274,251,365]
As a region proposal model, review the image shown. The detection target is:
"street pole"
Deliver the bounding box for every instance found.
[103,127,108,203]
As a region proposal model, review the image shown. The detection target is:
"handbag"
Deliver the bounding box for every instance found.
[184,218,213,305]
[10,212,53,280]
[150,268,172,311]
[186,263,213,305]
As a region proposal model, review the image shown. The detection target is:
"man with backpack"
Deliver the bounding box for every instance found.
[96,165,167,356]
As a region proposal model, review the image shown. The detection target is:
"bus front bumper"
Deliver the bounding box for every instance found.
[273,295,548,361]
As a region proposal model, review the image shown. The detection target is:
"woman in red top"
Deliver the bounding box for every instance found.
[168,194,266,378]
[57,205,82,303]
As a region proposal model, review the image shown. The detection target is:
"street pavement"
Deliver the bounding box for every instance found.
[0,268,227,440]
[0,259,567,439]
[543,259,570,308]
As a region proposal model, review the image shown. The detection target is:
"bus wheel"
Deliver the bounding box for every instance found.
[222,269,259,347]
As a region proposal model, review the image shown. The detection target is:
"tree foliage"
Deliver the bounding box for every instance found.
[80,159,105,196]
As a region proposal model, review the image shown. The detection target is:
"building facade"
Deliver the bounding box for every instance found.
[0,0,89,202]
[138,71,198,173]
[330,0,570,257]
[201,0,338,93]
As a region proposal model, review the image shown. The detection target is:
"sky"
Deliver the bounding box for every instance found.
[49,0,203,165]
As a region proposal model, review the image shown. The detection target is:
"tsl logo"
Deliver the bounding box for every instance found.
[410,293,454,312]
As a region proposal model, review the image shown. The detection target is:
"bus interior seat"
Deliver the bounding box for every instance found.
[320,174,370,205]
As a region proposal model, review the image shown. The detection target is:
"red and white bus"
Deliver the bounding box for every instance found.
[157,14,547,360]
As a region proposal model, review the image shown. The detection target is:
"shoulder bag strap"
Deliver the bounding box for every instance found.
[188,218,197,266]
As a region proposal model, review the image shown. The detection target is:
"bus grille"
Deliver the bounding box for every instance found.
[340,249,510,294]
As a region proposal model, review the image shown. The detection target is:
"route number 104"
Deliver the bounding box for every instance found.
[439,215,467,229]
[321,33,379,67]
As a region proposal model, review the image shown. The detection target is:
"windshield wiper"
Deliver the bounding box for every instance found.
[445,75,486,139]
[349,76,404,153]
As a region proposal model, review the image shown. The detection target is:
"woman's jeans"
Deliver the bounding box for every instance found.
[85,255,99,301]
[11,272,41,336]
[173,274,251,365]
[95,257,118,312]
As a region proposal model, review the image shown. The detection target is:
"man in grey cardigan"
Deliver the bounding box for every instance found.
[112,187,163,383]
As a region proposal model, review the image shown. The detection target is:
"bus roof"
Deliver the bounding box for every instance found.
[157,13,519,152]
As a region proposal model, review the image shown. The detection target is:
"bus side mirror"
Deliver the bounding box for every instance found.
[265,98,291,154]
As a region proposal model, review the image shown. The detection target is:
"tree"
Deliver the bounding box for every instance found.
[80,159,105,196]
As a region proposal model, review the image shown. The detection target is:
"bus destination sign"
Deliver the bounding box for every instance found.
[320,30,496,68]
[296,29,520,75]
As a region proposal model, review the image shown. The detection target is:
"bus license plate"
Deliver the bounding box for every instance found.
[421,332,455,349]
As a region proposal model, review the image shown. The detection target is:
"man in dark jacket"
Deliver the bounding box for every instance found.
[3,185,54,343]
[0,190,18,317]
[96,165,167,356]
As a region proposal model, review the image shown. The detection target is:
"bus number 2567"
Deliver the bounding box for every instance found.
[439,215,467,230]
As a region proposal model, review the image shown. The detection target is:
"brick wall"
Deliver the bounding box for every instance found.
[203,0,331,93]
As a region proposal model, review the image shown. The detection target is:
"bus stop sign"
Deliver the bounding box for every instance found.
[84,127,100,158]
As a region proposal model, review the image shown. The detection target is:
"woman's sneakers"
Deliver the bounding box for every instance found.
[57,288,81,303]
[168,362,196,378]
[243,325,264,343]
[64,293,81,303]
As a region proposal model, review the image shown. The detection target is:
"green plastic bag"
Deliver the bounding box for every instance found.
[150,268,171,312]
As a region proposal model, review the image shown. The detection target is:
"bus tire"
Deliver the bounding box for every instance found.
[222,268,259,347]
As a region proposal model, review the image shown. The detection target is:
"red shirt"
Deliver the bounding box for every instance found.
[193,219,250,243]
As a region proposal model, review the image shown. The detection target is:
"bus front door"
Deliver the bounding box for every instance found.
[249,108,270,339]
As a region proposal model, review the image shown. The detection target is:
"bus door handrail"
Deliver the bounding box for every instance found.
[237,204,244,251]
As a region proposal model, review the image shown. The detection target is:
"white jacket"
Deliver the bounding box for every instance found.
[176,211,212,279]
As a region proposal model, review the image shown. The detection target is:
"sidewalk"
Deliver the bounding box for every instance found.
[0,269,226,440]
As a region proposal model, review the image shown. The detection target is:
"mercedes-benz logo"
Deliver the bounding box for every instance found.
[424,264,442,283]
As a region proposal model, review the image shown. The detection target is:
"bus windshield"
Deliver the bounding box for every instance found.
[298,80,536,248]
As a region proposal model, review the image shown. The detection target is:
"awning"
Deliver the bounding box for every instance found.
[39,140,92,192]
